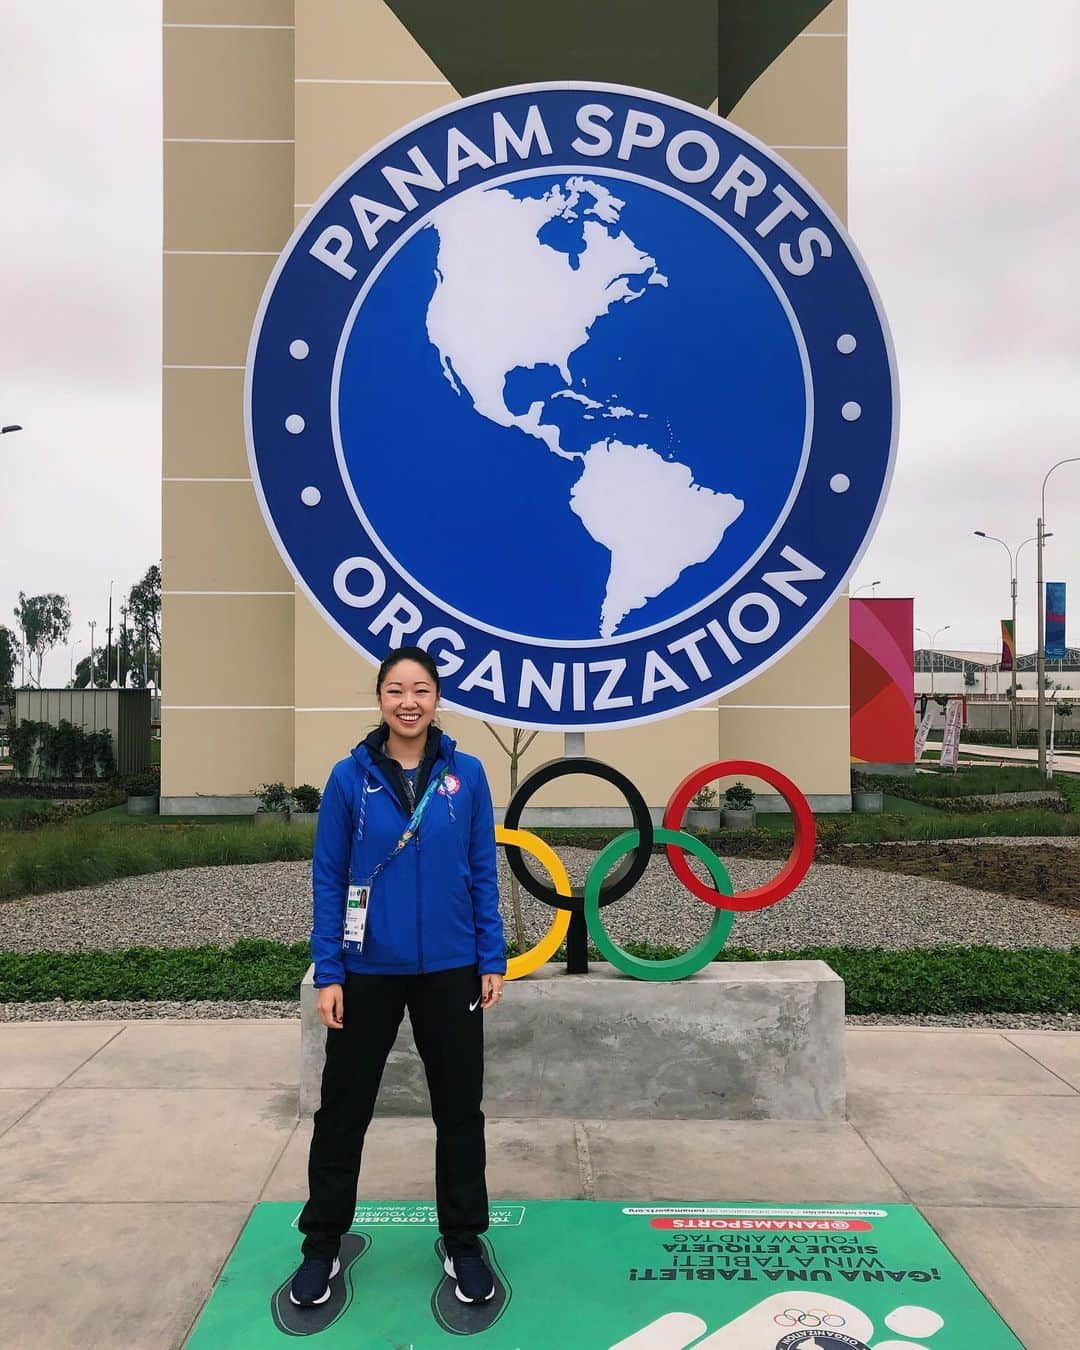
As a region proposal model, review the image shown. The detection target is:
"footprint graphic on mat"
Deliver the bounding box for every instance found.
[269,1231,370,1336]
[430,1236,511,1335]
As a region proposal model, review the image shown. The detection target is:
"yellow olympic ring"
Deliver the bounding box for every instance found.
[496,826,572,980]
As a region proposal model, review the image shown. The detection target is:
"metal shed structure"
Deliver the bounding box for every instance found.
[14,689,152,778]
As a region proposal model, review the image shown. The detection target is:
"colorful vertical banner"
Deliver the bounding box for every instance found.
[1000,618,1015,671]
[850,598,915,764]
[941,699,964,769]
[914,703,936,761]
[1046,582,1066,660]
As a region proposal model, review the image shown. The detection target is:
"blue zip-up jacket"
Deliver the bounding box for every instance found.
[310,729,506,984]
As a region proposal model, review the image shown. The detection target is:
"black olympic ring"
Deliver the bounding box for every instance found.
[502,757,654,914]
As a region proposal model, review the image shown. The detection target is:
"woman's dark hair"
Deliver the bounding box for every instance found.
[375,646,441,697]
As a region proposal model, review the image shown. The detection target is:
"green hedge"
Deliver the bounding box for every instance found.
[0,939,311,1003]
[963,727,1080,748]
[0,940,1075,1014]
[861,764,1062,801]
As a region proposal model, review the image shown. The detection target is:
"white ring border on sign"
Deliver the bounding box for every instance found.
[243,81,900,732]
[328,161,814,649]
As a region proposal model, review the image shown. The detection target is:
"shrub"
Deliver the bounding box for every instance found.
[724,781,755,810]
[123,768,160,797]
[8,720,114,781]
[85,729,115,780]
[291,783,322,812]
[1059,776,1080,814]
[690,786,717,810]
[963,728,1080,748]
[256,781,291,813]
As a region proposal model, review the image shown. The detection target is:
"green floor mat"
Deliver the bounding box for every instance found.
[186,1199,1021,1348]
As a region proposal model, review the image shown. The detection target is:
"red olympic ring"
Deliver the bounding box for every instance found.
[663,759,816,913]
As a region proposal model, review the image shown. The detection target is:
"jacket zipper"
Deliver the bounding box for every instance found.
[416,826,425,973]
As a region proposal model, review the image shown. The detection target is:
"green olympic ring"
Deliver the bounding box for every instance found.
[583,828,735,982]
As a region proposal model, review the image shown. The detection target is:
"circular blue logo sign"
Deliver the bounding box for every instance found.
[246,83,896,729]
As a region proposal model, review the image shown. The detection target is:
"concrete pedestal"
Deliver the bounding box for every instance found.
[300,961,845,1121]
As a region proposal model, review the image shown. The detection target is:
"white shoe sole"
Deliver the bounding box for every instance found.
[443,1254,495,1304]
[289,1256,341,1306]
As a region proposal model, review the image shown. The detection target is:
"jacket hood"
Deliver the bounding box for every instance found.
[352,722,455,766]
[350,724,456,807]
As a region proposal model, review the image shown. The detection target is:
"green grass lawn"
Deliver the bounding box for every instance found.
[0,816,315,901]
[0,798,52,822]
[1,755,1078,904]
[871,762,1059,799]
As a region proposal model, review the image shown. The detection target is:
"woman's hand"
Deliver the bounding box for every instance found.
[480,973,504,1010]
[316,983,344,1029]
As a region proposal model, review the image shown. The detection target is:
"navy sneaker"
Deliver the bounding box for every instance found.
[443,1246,496,1304]
[289,1254,341,1307]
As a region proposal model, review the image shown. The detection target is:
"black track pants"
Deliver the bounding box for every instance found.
[298,964,488,1260]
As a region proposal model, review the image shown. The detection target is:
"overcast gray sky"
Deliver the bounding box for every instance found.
[2,0,1077,687]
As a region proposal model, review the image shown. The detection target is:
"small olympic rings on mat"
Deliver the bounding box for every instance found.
[773,1309,845,1329]
[498,757,816,982]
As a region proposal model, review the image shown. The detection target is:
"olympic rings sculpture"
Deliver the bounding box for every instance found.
[494,757,816,984]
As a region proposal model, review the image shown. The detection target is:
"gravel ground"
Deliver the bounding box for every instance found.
[2,850,1077,955]
[1,853,1076,1028]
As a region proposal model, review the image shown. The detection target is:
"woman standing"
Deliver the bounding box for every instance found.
[289,646,506,1309]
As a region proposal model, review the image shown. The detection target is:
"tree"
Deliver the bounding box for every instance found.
[483,723,540,950]
[127,564,161,686]
[0,625,18,689]
[73,645,119,690]
[14,592,71,687]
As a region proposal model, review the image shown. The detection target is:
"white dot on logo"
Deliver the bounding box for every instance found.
[830,474,851,494]
[289,339,309,360]
[841,401,862,422]
[837,333,857,354]
[285,414,305,434]
[301,486,321,507]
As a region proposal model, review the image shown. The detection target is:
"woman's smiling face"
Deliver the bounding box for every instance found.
[377,658,439,743]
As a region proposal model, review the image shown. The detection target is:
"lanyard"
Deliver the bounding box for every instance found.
[366,767,447,884]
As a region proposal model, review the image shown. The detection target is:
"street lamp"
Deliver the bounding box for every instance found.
[88,620,97,688]
[1038,458,1080,775]
[107,581,115,687]
[973,532,1041,747]
[1,425,22,435]
[852,581,882,596]
[916,625,951,695]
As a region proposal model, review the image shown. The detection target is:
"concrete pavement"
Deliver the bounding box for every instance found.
[0,1021,1077,1349]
